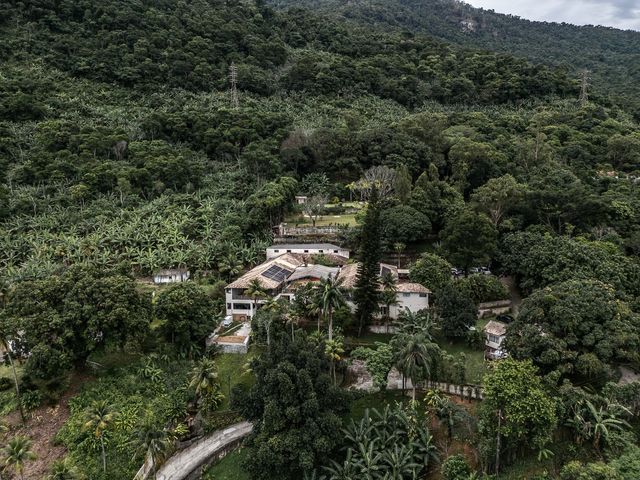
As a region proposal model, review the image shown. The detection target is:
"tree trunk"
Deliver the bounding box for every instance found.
[412,384,416,402]
[101,437,107,473]
[328,310,333,341]
[7,350,25,424]
[495,409,502,478]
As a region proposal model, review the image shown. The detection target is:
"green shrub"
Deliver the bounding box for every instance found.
[441,454,471,480]
[0,377,13,391]
[457,274,508,304]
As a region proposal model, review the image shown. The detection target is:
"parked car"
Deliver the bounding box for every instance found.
[451,267,463,276]
[496,314,514,324]
[221,315,233,327]
[471,266,492,275]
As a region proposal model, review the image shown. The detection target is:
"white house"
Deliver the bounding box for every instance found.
[225,253,304,321]
[295,195,308,204]
[224,253,430,321]
[266,243,349,259]
[484,320,508,360]
[153,268,190,284]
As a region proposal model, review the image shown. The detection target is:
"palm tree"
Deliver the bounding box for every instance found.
[393,242,406,268]
[245,278,267,318]
[319,275,345,341]
[325,338,345,385]
[131,418,175,480]
[189,358,219,407]
[395,334,441,402]
[47,458,84,480]
[3,436,36,480]
[380,272,398,333]
[83,401,117,473]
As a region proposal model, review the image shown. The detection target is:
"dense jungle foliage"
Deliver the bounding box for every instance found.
[0,0,639,478]
[269,0,640,117]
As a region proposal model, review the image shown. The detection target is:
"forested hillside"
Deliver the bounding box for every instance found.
[0,0,639,479]
[269,0,640,116]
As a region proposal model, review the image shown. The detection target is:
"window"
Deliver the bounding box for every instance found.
[304,249,309,253]
[334,250,338,253]
[225,289,231,293]
[419,293,427,298]
[403,293,410,297]
[274,249,279,253]
[233,303,250,310]
[380,306,388,315]
[227,303,231,309]
[488,334,501,344]
[287,249,291,253]
[319,250,324,253]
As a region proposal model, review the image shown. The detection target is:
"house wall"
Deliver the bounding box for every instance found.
[153,272,190,284]
[485,335,505,350]
[225,288,269,319]
[266,247,349,259]
[390,292,430,318]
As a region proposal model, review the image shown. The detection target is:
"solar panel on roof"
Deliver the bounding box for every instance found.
[262,265,292,282]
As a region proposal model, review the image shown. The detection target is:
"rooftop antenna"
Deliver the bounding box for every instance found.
[229,62,239,109]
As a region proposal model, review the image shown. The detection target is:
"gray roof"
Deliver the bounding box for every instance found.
[268,244,345,251]
[287,265,340,282]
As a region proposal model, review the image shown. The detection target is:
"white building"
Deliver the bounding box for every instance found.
[484,320,508,360]
[225,254,430,322]
[266,243,349,260]
[153,268,190,284]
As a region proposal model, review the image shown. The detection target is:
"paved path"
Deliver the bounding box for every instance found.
[155,421,253,480]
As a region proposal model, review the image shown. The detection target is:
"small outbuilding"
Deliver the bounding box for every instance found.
[484,320,508,360]
[153,268,190,284]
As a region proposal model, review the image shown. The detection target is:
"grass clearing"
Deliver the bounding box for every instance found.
[216,347,260,409]
[285,213,358,227]
[203,447,251,480]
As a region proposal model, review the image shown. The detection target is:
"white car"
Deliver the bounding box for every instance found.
[221,315,233,327]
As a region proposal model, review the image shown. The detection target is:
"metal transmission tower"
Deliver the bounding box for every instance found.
[579,69,590,107]
[229,62,239,109]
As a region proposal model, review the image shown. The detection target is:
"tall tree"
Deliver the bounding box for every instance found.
[83,401,117,474]
[471,174,526,226]
[394,164,412,203]
[319,276,345,341]
[440,209,497,273]
[155,283,216,356]
[232,332,348,480]
[395,333,441,402]
[478,360,557,475]
[245,278,267,318]
[354,188,382,337]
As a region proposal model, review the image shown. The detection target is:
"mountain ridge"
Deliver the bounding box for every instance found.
[268,0,640,116]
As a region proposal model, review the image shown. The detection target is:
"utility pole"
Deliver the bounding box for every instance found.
[579,69,590,107]
[229,62,239,109]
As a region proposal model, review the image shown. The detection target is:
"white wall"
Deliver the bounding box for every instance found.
[389,292,430,319]
[266,247,349,259]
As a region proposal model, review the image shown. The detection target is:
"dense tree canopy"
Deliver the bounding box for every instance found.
[506,280,640,380]
[232,332,347,479]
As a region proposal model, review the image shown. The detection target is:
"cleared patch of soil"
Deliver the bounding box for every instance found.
[1,372,92,479]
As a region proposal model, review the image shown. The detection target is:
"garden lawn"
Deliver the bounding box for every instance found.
[216,347,260,409]
[436,338,487,384]
[203,447,251,480]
